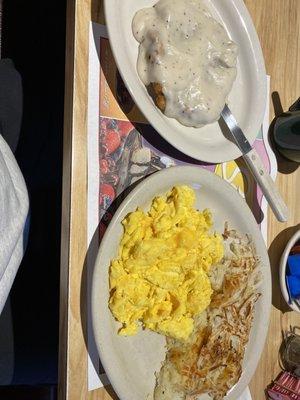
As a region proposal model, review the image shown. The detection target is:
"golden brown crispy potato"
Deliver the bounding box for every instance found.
[148,82,166,112]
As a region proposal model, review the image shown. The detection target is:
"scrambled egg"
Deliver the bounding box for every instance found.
[109,186,224,341]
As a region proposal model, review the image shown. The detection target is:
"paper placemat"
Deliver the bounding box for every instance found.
[87,22,274,396]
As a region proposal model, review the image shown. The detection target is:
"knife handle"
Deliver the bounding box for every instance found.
[244,148,289,222]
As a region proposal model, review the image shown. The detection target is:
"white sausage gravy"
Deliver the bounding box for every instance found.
[132,0,238,127]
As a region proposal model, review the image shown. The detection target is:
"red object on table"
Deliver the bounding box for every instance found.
[268,371,300,400]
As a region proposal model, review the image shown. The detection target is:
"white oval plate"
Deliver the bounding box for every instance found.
[92,166,271,400]
[104,0,267,163]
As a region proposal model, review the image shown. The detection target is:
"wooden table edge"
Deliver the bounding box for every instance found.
[59,0,76,398]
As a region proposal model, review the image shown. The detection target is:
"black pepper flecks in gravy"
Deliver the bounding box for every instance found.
[132,0,238,128]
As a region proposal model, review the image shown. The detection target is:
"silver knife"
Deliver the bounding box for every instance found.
[221,104,288,222]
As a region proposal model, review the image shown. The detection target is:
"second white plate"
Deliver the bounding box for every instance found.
[92,166,271,400]
[104,0,267,163]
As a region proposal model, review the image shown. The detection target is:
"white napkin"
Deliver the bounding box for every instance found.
[0,134,29,314]
[238,387,252,400]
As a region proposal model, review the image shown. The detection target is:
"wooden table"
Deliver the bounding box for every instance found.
[59,1,300,399]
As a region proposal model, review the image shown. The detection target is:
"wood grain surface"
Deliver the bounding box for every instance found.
[60,0,300,399]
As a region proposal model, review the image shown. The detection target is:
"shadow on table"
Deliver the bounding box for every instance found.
[268,224,300,312]
[80,225,119,400]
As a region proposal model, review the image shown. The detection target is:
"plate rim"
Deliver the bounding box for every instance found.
[91,165,271,400]
[103,0,267,163]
